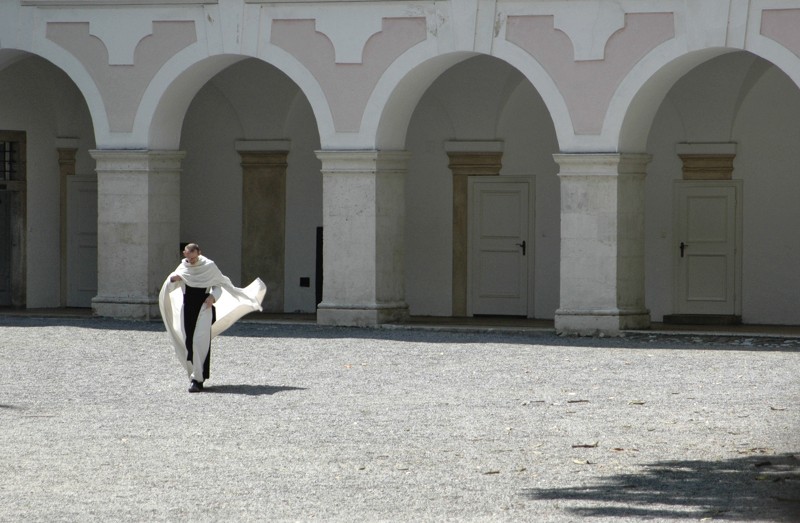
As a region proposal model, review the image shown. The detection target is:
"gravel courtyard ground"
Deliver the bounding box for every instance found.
[1,316,798,522]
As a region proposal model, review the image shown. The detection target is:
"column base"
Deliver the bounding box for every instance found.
[555,308,650,336]
[317,302,409,327]
[92,295,160,320]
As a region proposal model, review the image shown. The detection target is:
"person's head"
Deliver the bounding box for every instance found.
[183,243,201,264]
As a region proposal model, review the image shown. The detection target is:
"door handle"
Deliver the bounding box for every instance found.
[516,240,526,256]
[680,241,687,258]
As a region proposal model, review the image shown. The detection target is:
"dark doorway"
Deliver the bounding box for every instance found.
[0,132,25,307]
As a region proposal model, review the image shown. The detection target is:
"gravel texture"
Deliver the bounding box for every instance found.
[1,316,798,522]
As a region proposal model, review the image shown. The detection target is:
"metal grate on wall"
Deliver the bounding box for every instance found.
[0,141,17,181]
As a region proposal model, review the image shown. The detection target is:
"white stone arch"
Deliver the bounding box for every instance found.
[137,47,334,151]
[745,30,800,92]
[491,37,574,152]
[367,40,571,151]
[139,52,247,150]
[614,39,800,153]
[0,49,29,73]
[613,45,737,153]
[368,47,471,150]
[5,43,110,145]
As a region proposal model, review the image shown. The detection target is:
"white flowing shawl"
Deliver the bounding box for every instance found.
[158,255,267,376]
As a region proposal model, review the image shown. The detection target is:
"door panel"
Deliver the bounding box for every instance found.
[67,174,97,307]
[674,182,740,315]
[469,179,531,316]
[685,255,727,301]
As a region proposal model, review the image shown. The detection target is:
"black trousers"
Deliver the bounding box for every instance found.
[183,285,216,381]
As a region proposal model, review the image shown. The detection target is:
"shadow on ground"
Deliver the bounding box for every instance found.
[521,453,800,521]
[2,316,799,352]
[203,384,305,396]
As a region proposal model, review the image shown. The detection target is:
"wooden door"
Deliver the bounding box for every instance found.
[67,174,97,307]
[468,178,532,316]
[674,181,741,315]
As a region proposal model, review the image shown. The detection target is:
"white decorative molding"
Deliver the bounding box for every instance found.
[314,8,384,64]
[553,1,625,61]
[89,16,153,65]
[90,149,186,173]
[554,153,651,176]
[315,149,410,174]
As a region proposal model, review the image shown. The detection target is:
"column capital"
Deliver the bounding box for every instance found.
[315,150,410,175]
[90,149,186,173]
[554,153,651,177]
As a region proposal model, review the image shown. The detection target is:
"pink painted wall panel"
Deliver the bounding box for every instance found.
[271,17,425,133]
[761,9,800,58]
[507,13,674,134]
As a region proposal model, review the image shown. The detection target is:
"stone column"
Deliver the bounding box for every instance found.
[554,153,651,335]
[57,141,78,307]
[237,143,288,313]
[444,142,503,316]
[315,150,409,326]
[90,150,184,319]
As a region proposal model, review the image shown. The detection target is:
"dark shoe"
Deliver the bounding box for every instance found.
[188,380,204,393]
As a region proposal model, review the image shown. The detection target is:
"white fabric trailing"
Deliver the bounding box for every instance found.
[159,255,267,380]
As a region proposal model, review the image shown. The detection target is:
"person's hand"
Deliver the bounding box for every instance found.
[170,275,182,283]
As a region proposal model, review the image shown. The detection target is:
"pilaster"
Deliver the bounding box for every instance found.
[445,141,503,316]
[90,150,184,319]
[237,143,288,313]
[554,153,651,335]
[57,142,78,307]
[314,150,409,326]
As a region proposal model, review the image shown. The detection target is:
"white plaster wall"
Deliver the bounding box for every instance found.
[645,52,800,324]
[180,81,244,283]
[0,55,94,308]
[180,59,322,311]
[405,56,560,318]
[283,92,322,313]
[405,98,454,316]
[733,66,800,325]
[643,96,681,320]
[497,80,560,319]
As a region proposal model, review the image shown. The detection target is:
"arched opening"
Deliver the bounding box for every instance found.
[178,58,322,314]
[643,51,800,326]
[402,55,559,319]
[0,50,95,309]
